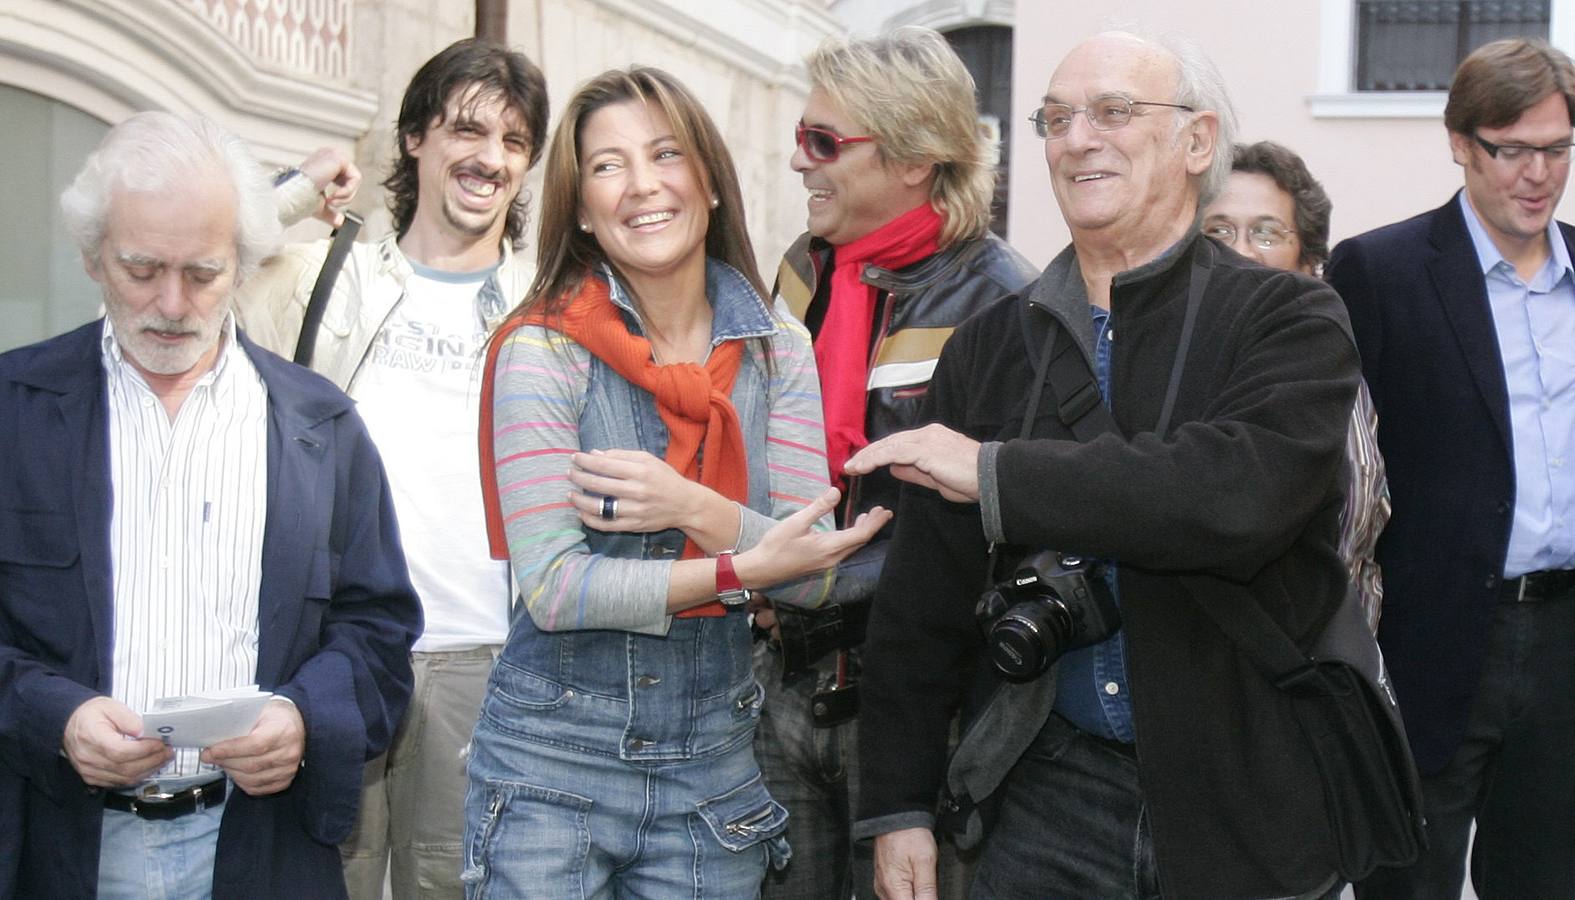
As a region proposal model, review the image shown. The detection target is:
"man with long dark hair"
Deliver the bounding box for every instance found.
[236,38,548,899]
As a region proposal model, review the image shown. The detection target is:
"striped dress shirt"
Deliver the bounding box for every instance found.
[1342,380,1391,634]
[101,316,268,783]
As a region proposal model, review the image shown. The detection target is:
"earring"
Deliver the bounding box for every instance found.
[709,197,719,209]
[579,222,592,233]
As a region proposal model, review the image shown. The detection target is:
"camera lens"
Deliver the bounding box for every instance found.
[988,601,1072,682]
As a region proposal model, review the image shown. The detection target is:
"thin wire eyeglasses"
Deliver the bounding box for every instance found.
[1028,97,1195,139]
[1203,220,1298,251]
[1472,132,1575,164]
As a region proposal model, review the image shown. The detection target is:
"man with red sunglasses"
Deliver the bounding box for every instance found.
[753,25,1034,900]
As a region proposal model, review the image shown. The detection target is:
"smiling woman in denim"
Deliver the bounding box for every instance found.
[465,67,891,899]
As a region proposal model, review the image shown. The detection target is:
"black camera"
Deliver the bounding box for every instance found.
[976,550,1121,683]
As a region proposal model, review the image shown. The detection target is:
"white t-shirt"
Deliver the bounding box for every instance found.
[351,262,511,651]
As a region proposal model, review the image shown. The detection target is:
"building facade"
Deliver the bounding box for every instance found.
[0,0,847,352]
[16,2,1543,345]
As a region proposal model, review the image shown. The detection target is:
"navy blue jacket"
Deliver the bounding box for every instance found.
[1327,194,1575,773]
[0,322,421,898]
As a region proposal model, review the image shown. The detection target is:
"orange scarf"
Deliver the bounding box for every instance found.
[480,274,745,617]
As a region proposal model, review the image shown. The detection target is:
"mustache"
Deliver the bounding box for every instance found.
[455,163,505,182]
[136,316,201,336]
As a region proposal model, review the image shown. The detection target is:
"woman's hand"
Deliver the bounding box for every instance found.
[733,488,892,588]
[567,449,711,535]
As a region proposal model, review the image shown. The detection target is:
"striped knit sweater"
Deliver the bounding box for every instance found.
[489,279,835,636]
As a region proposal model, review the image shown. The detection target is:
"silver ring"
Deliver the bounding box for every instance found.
[600,496,617,521]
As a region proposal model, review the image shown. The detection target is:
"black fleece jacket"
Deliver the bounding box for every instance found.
[856,234,1360,900]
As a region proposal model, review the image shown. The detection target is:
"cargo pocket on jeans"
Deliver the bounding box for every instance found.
[695,772,792,870]
[462,780,593,898]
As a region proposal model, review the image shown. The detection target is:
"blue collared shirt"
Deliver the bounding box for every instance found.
[1050,304,1135,742]
[1459,193,1575,577]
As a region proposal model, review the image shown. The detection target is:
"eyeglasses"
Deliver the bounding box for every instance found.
[796,121,876,162]
[1472,132,1574,164]
[1203,220,1298,251]
[1028,97,1195,139]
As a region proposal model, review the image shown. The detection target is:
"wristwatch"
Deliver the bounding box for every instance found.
[715,551,752,609]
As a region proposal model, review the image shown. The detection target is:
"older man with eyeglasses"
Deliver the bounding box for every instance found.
[845,32,1360,900]
[1327,38,1575,900]
[753,26,1035,900]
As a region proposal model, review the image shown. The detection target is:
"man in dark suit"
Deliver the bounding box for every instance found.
[1327,37,1575,900]
[0,110,420,898]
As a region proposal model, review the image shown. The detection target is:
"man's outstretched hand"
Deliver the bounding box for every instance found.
[844,424,982,503]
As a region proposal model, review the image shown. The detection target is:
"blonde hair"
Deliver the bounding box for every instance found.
[807,26,995,248]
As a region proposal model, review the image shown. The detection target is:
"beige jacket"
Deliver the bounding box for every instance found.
[234,232,534,391]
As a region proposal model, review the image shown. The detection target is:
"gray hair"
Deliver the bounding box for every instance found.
[59,111,282,281]
[1159,32,1238,208]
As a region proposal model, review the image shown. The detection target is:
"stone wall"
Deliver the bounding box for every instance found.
[317,0,841,276]
[1,0,845,282]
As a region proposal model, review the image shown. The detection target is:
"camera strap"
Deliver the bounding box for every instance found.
[985,309,1063,577]
[1028,241,1360,685]
[1027,250,1211,443]
[986,241,1212,576]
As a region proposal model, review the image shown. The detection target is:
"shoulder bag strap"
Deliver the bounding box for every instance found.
[293,211,363,366]
[1032,248,1320,684]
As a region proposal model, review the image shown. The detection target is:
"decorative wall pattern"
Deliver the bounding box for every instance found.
[185,0,350,80]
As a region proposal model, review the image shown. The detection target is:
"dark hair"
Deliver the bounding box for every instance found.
[1445,38,1575,136]
[524,66,766,313]
[383,39,549,246]
[1231,141,1332,274]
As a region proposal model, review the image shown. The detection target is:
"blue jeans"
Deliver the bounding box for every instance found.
[973,714,1339,900]
[96,792,226,899]
[753,641,867,900]
[752,641,976,900]
[972,713,1161,900]
[462,660,788,898]
[1357,589,1575,900]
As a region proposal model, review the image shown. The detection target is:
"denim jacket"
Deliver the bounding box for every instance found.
[488,260,833,762]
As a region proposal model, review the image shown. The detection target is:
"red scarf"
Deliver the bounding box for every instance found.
[816,203,943,489]
[480,275,745,617]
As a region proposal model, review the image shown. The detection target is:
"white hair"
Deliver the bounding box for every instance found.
[1159,32,1238,208]
[1087,27,1239,208]
[59,111,281,280]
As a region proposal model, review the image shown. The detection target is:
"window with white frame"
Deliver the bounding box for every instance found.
[1312,0,1574,116]
[1355,1,1549,91]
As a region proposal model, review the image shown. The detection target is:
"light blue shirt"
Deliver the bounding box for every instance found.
[1050,304,1135,743]
[1459,192,1575,577]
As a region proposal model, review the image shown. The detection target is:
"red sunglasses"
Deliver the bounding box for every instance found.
[795,121,876,162]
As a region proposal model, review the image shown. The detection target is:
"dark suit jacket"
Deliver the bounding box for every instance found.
[1327,192,1575,773]
[0,322,421,898]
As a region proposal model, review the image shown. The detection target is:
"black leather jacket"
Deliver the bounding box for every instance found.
[771,231,1036,665]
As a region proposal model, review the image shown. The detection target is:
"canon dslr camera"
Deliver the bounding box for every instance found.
[976,550,1121,682]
